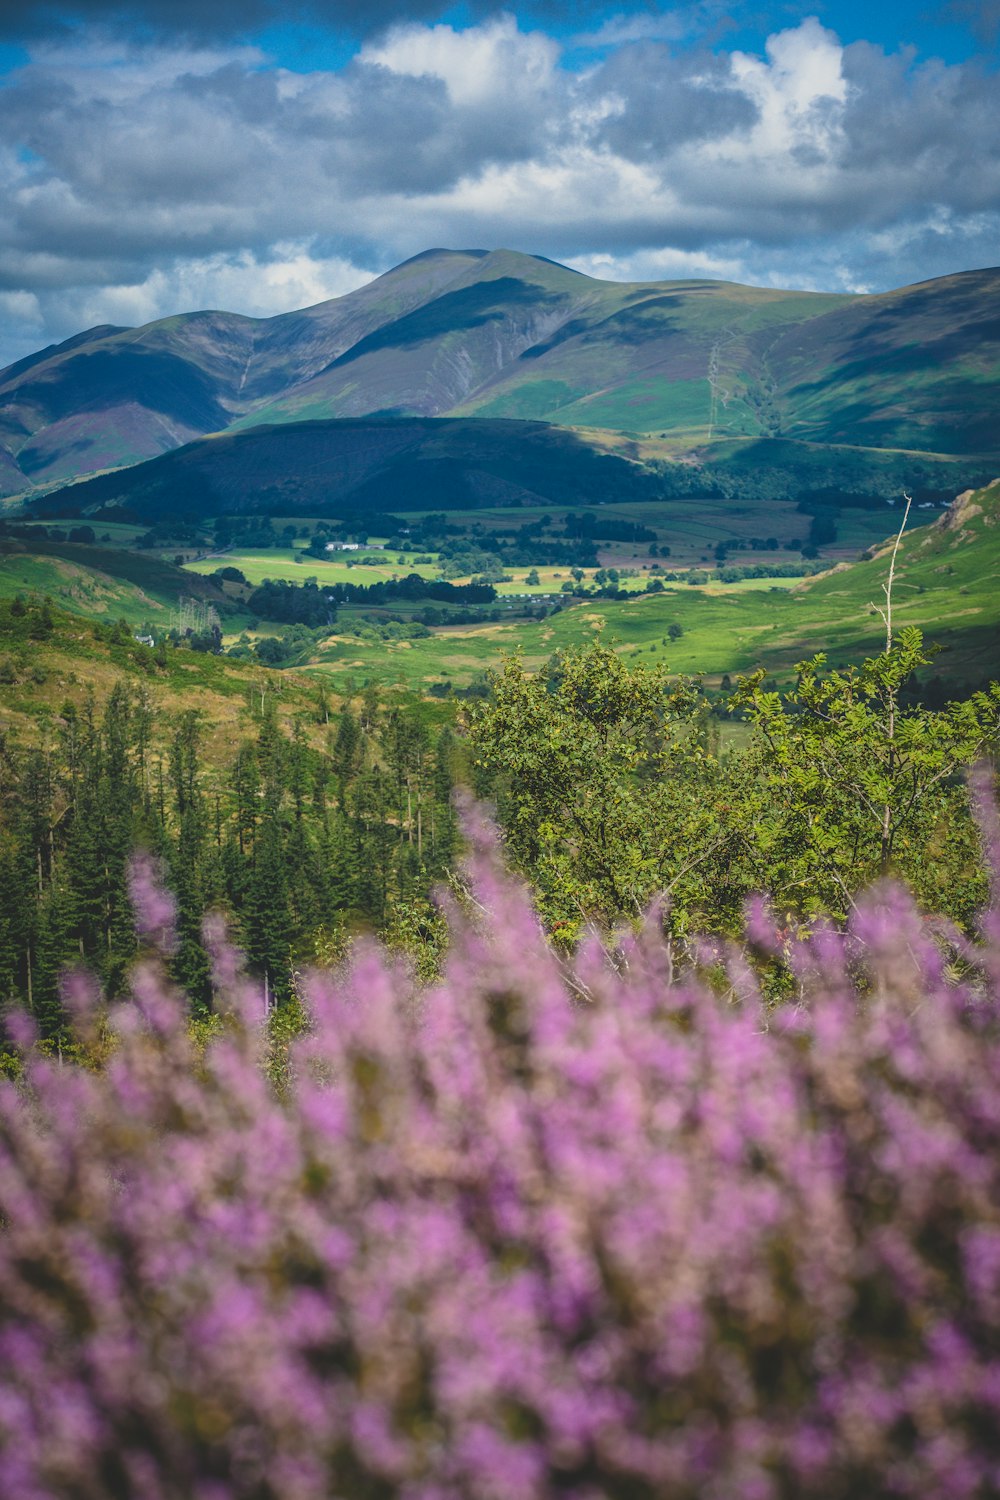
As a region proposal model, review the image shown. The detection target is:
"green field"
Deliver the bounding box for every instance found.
[0,535,237,631]
[299,484,1000,694]
[181,497,927,596]
[391,496,928,568]
[0,551,177,628]
[4,484,996,702]
[184,547,445,588]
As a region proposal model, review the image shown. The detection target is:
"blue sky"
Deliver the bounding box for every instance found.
[0,0,996,366]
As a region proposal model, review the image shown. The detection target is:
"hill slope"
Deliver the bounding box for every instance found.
[31,415,995,532]
[0,536,233,629]
[2,251,997,496]
[0,250,488,491]
[31,417,667,521]
[0,594,332,765]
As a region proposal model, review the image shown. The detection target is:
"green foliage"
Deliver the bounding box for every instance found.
[467,641,756,938]
[469,632,999,942]
[0,676,461,1034]
[733,626,1000,922]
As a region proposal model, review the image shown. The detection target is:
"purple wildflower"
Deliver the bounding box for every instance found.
[127,851,178,954]
[0,795,998,1497]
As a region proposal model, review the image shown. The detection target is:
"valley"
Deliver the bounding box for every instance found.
[1,248,997,711]
[3,477,997,708]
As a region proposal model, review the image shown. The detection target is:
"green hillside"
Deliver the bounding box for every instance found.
[235,255,1000,460]
[2,250,997,498]
[0,250,490,493]
[0,593,329,766]
[31,414,994,534]
[32,418,668,521]
[0,536,233,628]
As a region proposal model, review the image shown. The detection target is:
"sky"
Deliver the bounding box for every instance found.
[0,0,997,368]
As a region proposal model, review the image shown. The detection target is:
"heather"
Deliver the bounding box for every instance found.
[2,788,1000,1499]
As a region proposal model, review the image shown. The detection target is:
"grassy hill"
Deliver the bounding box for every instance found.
[29,415,995,533]
[0,536,233,628]
[0,595,335,765]
[3,250,997,499]
[31,418,668,521]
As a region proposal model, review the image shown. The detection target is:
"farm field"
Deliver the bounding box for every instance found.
[180,496,930,594]
[184,546,445,588]
[4,487,994,701]
[185,548,820,607]
[186,549,643,597]
[301,485,1000,694]
[10,518,150,546]
[393,495,928,566]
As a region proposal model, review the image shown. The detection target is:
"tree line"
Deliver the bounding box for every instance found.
[242,573,497,628]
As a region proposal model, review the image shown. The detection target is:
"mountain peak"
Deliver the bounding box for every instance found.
[393,248,490,267]
[1,258,997,497]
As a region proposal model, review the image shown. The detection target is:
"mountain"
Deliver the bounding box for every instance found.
[0,250,490,492]
[2,250,998,497]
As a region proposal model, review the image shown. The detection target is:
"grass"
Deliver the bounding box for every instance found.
[4,486,995,713]
[389,496,929,568]
[0,537,240,632]
[0,606,338,763]
[0,552,175,628]
[299,484,1000,695]
[184,547,445,588]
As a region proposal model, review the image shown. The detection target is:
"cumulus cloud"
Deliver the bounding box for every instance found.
[0,12,997,366]
[361,15,560,106]
[42,245,375,326]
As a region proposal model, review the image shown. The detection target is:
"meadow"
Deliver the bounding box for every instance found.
[298,497,999,694]
[0,550,179,628]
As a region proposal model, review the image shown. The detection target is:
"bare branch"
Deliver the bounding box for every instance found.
[882,492,912,653]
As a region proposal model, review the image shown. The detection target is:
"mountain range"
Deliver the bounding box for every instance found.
[2,248,999,504]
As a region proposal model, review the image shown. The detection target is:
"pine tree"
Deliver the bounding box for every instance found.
[332,706,360,805]
[166,712,211,1008]
[245,816,292,1005]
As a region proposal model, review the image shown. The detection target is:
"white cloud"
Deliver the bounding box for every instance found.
[726,17,847,161]
[102,246,369,319]
[0,16,997,367]
[567,247,748,283]
[361,15,557,107]
[0,245,376,371]
[572,12,692,48]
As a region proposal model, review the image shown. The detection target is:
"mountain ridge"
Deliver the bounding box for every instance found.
[2,250,998,497]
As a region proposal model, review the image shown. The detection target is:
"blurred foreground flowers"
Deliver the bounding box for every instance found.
[2,793,1000,1499]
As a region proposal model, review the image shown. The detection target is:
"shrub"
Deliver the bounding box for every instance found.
[1,793,1000,1498]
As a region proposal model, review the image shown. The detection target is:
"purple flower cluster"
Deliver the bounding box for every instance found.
[2,795,1000,1499]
